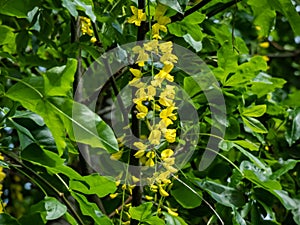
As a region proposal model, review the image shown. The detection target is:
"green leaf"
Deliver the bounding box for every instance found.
[44,197,67,220]
[240,161,282,190]
[62,0,96,22]
[270,159,299,179]
[271,0,300,36]
[0,0,41,18]
[71,191,112,225]
[247,0,276,36]
[171,179,202,209]
[242,105,267,117]
[158,0,183,14]
[233,140,260,151]
[129,202,153,221]
[0,25,15,45]
[285,107,300,146]
[144,216,165,225]
[6,77,119,155]
[70,173,117,198]
[21,144,82,179]
[194,179,245,207]
[182,12,206,24]
[232,208,247,225]
[233,143,268,170]
[225,56,267,86]
[242,116,268,133]
[163,212,188,225]
[250,73,286,98]
[168,22,203,41]
[0,214,20,225]
[43,58,77,97]
[217,41,238,74]
[183,34,202,52]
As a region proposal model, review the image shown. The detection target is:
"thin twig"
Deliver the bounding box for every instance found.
[108,196,132,218]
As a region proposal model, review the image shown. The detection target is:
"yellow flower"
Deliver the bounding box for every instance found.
[109,193,119,199]
[154,3,168,20]
[146,151,156,159]
[160,52,178,64]
[132,46,149,67]
[129,68,144,87]
[127,6,146,26]
[156,171,172,184]
[161,149,174,160]
[145,195,154,200]
[165,129,176,143]
[134,141,147,150]
[144,40,159,53]
[159,185,169,197]
[134,149,145,158]
[152,5,171,40]
[132,175,140,183]
[148,129,162,145]
[163,157,175,165]
[154,62,174,82]
[259,42,269,48]
[150,184,158,192]
[136,102,148,119]
[262,55,270,62]
[0,172,5,182]
[110,150,123,161]
[145,158,155,167]
[134,86,156,103]
[160,105,177,126]
[164,164,178,173]
[80,16,93,36]
[159,42,173,53]
[90,37,97,43]
[167,207,178,217]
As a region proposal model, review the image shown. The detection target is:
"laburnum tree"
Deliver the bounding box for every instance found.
[1,0,300,225]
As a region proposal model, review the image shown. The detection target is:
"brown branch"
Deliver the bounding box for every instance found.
[267,49,300,58]
[108,196,132,218]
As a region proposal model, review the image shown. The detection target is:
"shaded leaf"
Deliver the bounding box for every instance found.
[171,179,202,209]
[0,214,20,225]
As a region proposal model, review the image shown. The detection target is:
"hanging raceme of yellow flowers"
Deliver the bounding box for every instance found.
[109,3,181,220]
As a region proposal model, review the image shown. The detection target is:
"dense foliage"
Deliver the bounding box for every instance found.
[1,0,300,224]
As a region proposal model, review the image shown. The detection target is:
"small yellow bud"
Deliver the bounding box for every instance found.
[259,42,269,48]
[145,195,154,200]
[167,207,178,217]
[109,193,119,199]
[159,186,169,197]
[90,37,97,43]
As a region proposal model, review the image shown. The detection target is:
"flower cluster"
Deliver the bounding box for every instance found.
[0,153,6,213]
[79,16,97,43]
[129,40,179,170]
